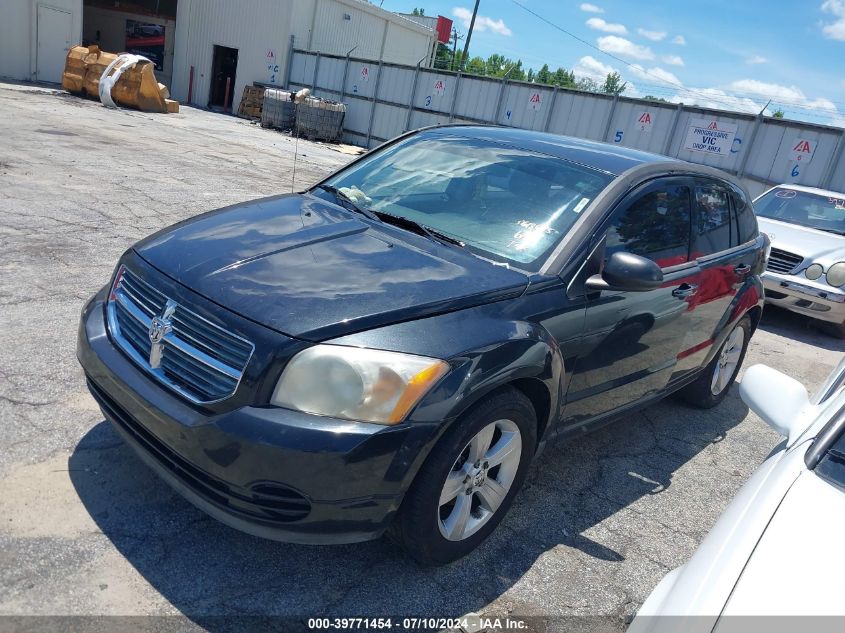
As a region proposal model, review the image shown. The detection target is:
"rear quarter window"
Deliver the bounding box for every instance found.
[693,182,732,257]
[732,186,758,244]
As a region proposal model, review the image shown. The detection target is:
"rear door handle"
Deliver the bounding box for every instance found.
[672,283,698,299]
[734,264,752,275]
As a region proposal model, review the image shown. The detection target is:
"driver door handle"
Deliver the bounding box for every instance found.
[734,263,752,276]
[672,283,698,299]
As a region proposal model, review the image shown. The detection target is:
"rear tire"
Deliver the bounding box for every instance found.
[389,387,537,566]
[676,317,751,409]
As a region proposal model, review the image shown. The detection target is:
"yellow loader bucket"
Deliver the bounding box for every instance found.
[62,45,179,114]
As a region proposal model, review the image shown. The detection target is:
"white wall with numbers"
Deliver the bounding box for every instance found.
[287,48,845,197]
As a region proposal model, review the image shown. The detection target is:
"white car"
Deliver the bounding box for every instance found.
[755,185,845,337]
[630,357,845,630]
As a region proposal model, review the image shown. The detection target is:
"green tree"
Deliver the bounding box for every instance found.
[643,95,668,102]
[536,64,552,84]
[465,56,486,75]
[772,109,785,118]
[552,68,578,88]
[552,67,576,88]
[412,8,425,16]
[576,77,599,92]
[601,71,627,95]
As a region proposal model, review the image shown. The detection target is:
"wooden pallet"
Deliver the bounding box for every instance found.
[237,85,266,120]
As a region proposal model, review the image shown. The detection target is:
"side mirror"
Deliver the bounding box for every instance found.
[585,251,664,292]
[740,364,812,446]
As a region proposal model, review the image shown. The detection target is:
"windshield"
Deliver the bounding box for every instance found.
[316,131,614,268]
[755,188,845,236]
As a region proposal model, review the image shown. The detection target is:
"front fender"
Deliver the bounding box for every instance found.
[328,303,565,436]
[411,326,564,431]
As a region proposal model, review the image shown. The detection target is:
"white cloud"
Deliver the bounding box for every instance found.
[821,0,845,40]
[661,79,841,126]
[452,7,512,36]
[567,56,843,127]
[637,28,667,41]
[729,79,838,112]
[629,64,681,86]
[572,51,844,128]
[580,3,605,13]
[586,18,627,34]
[746,55,767,65]
[597,35,654,60]
[667,89,762,115]
[573,55,615,80]
[662,55,684,66]
[572,56,639,95]
[672,35,686,45]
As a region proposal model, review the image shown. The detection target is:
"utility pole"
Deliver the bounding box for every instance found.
[459,0,480,71]
[450,27,464,71]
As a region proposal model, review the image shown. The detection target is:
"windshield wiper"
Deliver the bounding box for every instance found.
[315,184,380,221]
[818,227,845,236]
[374,211,466,248]
[315,186,464,248]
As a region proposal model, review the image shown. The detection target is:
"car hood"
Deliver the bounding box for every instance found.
[757,217,845,266]
[719,470,845,617]
[134,193,529,340]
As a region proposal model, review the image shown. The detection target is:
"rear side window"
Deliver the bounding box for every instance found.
[731,186,758,244]
[605,184,691,268]
[692,183,732,257]
[816,425,845,493]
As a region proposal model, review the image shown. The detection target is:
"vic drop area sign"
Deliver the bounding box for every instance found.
[683,119,738,156]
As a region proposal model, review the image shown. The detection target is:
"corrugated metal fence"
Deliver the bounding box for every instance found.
[286,47,845,197]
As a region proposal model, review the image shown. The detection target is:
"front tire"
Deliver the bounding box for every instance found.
[677,317,751,409]
[389,387,537,566]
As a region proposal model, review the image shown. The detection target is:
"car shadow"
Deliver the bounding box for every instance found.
[758,304,845,352]
[69,390,750,626]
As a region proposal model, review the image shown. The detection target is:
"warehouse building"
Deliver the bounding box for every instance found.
[171,0,437,109]
[0,0,83,84]
[1,0,438,111]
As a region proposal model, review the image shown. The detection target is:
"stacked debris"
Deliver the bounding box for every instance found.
[260,89,296,130]
[62,45,178,113]
[237,84,266,120]
[295,94,346,142]
[260,88,345,142]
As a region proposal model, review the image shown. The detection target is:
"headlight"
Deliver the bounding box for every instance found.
[271,345,449,424]
[805,263,824,280]
[826,262,845,287]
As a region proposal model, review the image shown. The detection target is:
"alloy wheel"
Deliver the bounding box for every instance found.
[437,419,522,542]
[711,326,745,395]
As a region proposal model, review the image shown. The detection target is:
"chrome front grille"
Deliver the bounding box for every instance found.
[766,247,804,275]
[107,266,254,404]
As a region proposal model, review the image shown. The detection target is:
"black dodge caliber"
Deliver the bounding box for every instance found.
[78,125,767,565]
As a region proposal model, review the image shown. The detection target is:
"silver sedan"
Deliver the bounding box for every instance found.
[754,184,845,337]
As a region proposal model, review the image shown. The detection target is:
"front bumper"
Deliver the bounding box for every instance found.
[762,272,845,325]
[77,291,440,544]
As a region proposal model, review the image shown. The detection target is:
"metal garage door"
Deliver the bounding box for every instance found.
[36,4,73,83]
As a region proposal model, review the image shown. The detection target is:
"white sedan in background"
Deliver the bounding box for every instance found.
[630,357,845,632]
[755,185,845,337]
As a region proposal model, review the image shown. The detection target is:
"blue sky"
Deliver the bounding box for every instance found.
[384,0,845,127]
